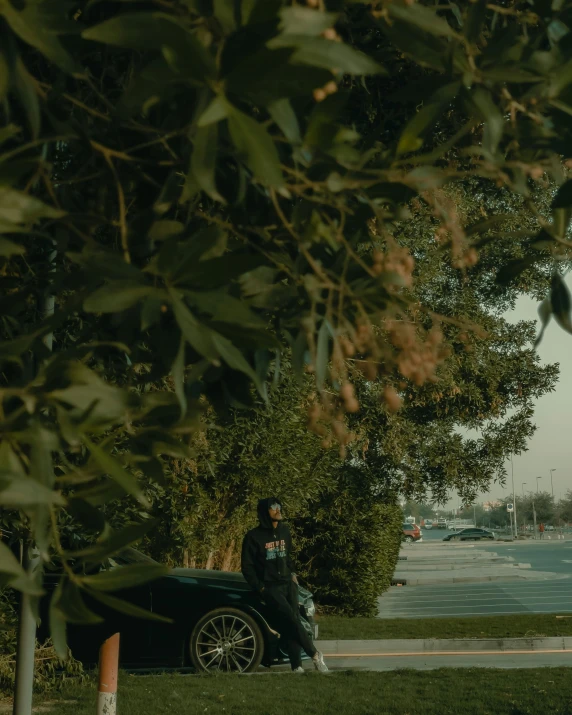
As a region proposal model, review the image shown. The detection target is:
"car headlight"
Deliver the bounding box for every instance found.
[305,600,316,618]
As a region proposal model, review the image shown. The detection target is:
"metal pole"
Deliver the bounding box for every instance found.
[537,476,542,493]
[97,633,120,715]
[12,548,36,715]
[511,456,517,539]
[532,494,537,539]
[13,234,56,715]
[550,469,556,500]
[522,483,527,534]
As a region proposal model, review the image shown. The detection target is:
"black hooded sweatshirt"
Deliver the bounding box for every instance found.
[241,497,295,593]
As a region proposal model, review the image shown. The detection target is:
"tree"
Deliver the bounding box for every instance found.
[1,0,572,679]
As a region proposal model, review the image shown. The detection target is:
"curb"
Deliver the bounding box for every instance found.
[315,637,572,655]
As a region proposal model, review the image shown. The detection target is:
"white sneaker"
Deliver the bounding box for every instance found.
[312,651,329,673]
[292,666,305,673]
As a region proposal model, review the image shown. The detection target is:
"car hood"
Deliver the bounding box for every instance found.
[170,567,250,587]
[169,568,314,602]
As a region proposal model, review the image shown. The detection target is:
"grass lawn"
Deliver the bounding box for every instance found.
[4,668,572,715]
[318,614,572,640]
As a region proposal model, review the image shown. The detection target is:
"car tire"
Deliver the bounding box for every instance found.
[189,607,264,674]
[403,536,414,543]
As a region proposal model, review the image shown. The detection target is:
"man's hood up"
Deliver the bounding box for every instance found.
[257,496,282,529]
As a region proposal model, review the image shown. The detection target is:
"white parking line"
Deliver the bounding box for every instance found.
[383,600,572,612]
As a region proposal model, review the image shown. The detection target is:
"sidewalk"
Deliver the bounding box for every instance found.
[316,637,572,655]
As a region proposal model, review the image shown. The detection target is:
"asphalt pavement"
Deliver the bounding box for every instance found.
[380,538,572,618]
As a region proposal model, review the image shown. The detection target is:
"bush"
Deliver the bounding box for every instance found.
[292,472,402,616]
[0,590,87,696]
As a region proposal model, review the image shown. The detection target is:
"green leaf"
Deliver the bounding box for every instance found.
[172,336,188,417]
[83,282,161,313]
[278,7,339,36]
[13,58,40,139]
[495,255,537,286]
[49,581,68,659]
[56,580,104,625]
[0,540,29,582]
[0,51,8,103]
[169,289,220,362]
[226,48,332,105]
[268,99,301,144]
[214,0,237,33]
[1,1,82,75]
[482,67,541,84]
[0,124,20,145]
[315,319,329,390]
[211,332,264,394]
[191,123,225,203]
[550,273,572,334]
[552,180,572,209]
[183,290,266,328]
[227,105,283,187]
[83,437,149,507]
[0,188,64,225]
[0,474,65,507]
[85,588,173,623]
[535,296,552,348]
[81,563,169,591]
[269,37,386,75]
[83,13,215,81]
[67,520,161,561]
[148,221,185,242]
[470,88,503,155]
[197,96,228,127]
[464,0,487,44]
[397,83,460,155]
[0,237,25,257]
[388,4,457,38]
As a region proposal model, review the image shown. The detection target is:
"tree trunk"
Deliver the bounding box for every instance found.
[204,551,214,570]
[221,540,235,571]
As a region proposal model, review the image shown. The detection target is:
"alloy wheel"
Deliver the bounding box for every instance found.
[194,614,258,672]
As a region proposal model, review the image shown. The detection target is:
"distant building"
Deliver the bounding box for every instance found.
[483,500,502,511]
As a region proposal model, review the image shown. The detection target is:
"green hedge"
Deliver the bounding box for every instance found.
[292,484,402,617]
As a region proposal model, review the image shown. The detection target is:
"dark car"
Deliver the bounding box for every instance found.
[40,548,317,673]
[402,523,422,543]
[443,528,495,542]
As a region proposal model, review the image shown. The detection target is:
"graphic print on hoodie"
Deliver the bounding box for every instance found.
[241,497,295,592]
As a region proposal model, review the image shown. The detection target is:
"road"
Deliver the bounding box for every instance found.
[380,540,572,618]
[323,650,572,671]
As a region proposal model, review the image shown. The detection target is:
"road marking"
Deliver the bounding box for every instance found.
[379,609,572,618]
[325,650,572,658]
[384,599,572,611]
[383,593,572,605]
[382,584,572,599]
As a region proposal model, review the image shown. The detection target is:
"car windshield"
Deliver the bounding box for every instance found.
[108,547,159,567]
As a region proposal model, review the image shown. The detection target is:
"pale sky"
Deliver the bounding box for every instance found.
[449,274,572,507]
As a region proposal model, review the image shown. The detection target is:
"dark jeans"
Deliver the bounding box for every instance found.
[263,580,317,669]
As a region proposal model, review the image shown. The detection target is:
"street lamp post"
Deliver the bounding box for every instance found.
[511,455,517,540]
[522,483,527,533]
[550,469,556,499]
[537,476,542,493]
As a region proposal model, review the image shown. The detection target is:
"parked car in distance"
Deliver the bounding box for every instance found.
[39,548,317,673]
[402,523,422,543]
[443,528,495,542]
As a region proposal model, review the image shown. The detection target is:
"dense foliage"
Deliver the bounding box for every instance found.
[1,0,572,653]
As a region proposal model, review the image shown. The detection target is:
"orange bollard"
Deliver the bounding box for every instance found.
[97,633,120,715]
